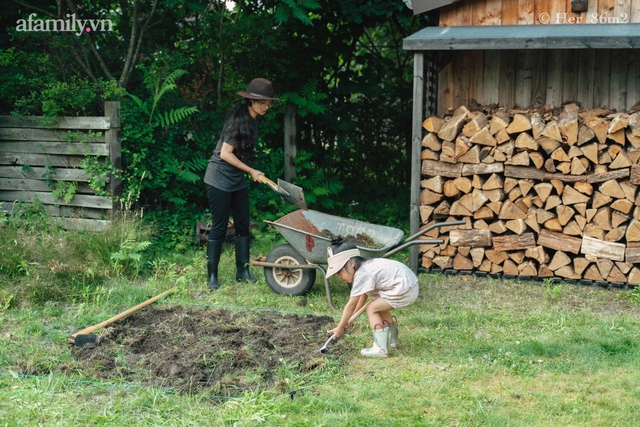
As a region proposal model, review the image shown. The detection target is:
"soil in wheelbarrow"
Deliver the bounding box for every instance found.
[319,230,384,249]
[65,306,347,396]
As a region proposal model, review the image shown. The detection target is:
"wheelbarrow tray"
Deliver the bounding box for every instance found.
[263,209,404,264]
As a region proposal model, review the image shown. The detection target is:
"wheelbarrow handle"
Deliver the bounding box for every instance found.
[381,220,465,259]
[405,220,466,243]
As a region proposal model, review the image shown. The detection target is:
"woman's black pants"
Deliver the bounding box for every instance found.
[206,184,250,241]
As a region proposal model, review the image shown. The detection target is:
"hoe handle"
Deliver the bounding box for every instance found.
[67,287,178,343]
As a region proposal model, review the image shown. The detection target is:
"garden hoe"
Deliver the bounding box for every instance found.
[258,175,307,210]
[317,301,370,354]
[67,286,177,347]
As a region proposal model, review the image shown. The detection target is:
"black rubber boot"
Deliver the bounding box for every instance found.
[207,239,223,290]
[235,236,257,283]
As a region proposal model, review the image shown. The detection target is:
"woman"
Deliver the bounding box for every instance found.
[326,237,419,357]
[203,78,279,290]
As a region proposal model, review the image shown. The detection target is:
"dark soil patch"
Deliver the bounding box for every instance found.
[67,306,345,396]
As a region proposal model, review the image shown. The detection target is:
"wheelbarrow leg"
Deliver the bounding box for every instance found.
[315,265,337,311]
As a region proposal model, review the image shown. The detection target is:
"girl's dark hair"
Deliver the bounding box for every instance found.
[223,99,258,163]
[330,236,367,270]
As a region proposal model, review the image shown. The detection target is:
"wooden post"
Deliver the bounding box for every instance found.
[105,101,122,210]
[284,102,297,182]
[410,52,424,273]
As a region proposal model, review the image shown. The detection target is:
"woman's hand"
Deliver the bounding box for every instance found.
[327,325,345,339]
[250,168,264,182]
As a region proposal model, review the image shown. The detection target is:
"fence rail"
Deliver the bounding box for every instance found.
[0,101,121,231]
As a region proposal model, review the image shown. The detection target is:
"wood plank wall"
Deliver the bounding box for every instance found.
[436,0,640,114]
[0,101,121,230]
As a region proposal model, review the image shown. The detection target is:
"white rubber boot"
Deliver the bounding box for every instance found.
[388,316,399,349]
[361,324,389,358]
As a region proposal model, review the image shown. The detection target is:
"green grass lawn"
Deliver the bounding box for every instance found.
[2,249,640,427]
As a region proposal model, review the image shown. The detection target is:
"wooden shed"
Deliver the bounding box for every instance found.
[403,1,640,278]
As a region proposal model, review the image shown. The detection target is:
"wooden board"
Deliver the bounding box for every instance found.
[0,190,112,209]
[0,116,110,130]
[0,128,106,142]
[0,142,109,156]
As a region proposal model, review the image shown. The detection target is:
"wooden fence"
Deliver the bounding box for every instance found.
[0,101,121,230]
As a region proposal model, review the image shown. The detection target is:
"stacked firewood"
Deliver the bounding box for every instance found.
[420,103,640,284]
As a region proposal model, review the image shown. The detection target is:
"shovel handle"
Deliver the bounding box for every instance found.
[68,287,178,342]
[348,301,370,325]
[258,175,278,191]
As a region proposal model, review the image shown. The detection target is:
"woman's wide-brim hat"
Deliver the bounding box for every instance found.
[238,78,280,101]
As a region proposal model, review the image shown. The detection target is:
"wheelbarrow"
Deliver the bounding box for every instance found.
[250,209,464,310]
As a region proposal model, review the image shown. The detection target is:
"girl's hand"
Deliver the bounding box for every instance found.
[250,169,264,182]
[327,325,345,339]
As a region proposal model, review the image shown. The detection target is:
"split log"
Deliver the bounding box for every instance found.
[485,249,509,264]
[470,127,497,147]
[492,233,536,252]
[506,114,532,134]
[470,248,485,267]
[499,199,527,220]
[537,229,582,254]
[453,254,474,270]
[438,111,469,142]
[422,133,442,150]
[525,246,549,264]
[629,267,640,284]
[420,189,444,205]
[449,229,492,247]
[580,235,625,261]
[453,177,473,193]
[422,176,445,193]
[462,113,487,138]
[562,186,591,205]
[583,264,604,281]
[443,180,461,198]
[518,261,538,276]
[548,251,572,271]
[489,111,511,135]
[423,116,445,133]
[422,160,462,178]
[573,257,591,275]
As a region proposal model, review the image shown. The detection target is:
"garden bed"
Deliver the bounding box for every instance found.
[67,306,343,396]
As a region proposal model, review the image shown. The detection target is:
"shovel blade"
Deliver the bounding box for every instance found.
[277,179,307,210]
[317,334,334,353]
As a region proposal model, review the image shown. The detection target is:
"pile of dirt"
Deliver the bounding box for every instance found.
[67,306,346,396]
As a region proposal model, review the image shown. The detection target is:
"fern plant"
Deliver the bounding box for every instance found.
[110,233,152,278]
[274,0,321,26]
[293,150,343,210]
[285,80,327,117]
[127,67,199,128]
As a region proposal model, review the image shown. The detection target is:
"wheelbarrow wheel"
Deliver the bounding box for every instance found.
[264,244,316,296]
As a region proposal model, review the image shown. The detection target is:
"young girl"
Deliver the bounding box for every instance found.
[203,78,279,290]
[326,237,419,357]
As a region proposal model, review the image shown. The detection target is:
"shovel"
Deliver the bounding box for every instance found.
[317,301,370,353]
[67,287,177,347]
[259,175,307,210]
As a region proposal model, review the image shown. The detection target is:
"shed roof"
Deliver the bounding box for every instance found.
[403,24,640,51]
[409,0,462,15]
